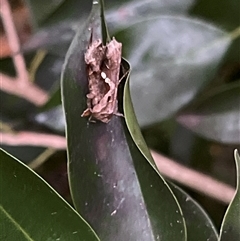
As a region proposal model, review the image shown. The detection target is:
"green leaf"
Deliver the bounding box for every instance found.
[124,67,218,240]
[115,16,232,126]
[0,148,99,240]
[22,0,194,55]
[190,0,240,30]
[41,86,62,111]
[0,146,45,165]
[177,82,240,144]
[124,70,218,240]
[22,21,77,56]
[25,0,91,28]
[33,54,64,90]
[25,0,65,27]
[108,0,195,32]
[190,1,240,63]
[61,1,186,240]
[219,150,240,240]
[170,185,218,241]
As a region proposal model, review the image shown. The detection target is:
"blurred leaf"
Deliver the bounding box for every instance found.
[25,0,65,27]
[190,1,240,63]
[125,66,218,240]
[41,86,62,110]
[0,58,15,76]
[219,150,240,240]
[34,54,64,90]
[22,21,78,56]
[116,16,232,126]
[0,146,45,165]
[171,185,218,241]
[0,148,99,240]
[32,81,64,132]
[25,0,91,28]
[223,35,240,63]
[42,0,92,27]
[0,91,36,120]
[190,0,240,30]
[32,84,64,133]
[22,0,195,55]
[107,0,195,32]
[125,72,219,238]
[177,81,240,144]
[34,106,65,133]
[62,1,187,240]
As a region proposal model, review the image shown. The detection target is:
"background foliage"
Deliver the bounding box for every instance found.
[0,0,239,240]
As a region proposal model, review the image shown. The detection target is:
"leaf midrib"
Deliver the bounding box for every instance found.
[0,204,34,241]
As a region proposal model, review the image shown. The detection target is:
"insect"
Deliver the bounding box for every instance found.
[81,36,123,123]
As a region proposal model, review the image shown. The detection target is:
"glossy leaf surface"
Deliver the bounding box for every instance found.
[177,82,240,144]
[107,0,195,32]
[219,150,240,241]
[171,185,218,241]
[116,16,232,126]
[61,1,186,240]
[0,148,99,241]
[124,68,218,240]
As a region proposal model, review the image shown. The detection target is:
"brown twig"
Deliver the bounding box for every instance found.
[0,130,235,204]
[0,131,66,149]
[0,0,48,106]
[151,150,235,204]
[28,148,56,169]
[0,0,28,82]
[0,74,48,106]
[0,73,48,105]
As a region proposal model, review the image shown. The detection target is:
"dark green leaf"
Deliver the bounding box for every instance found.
[22,21,78,56]
[25,0,91,28]
[116,16,232,126]
[224,37,240,63]
[125,68,218,240]
[0,146,45,165]
[0,148,99,240]
[34,54,64,90]
[177,82,240,144]
[190,1,240,63]
[41,86,62,111]
[0,90,36,120]
[62,1,186,240]
[25,0,65,27]
[171,185,218,241]
[219,150,240,240]
[190,0,240,30]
